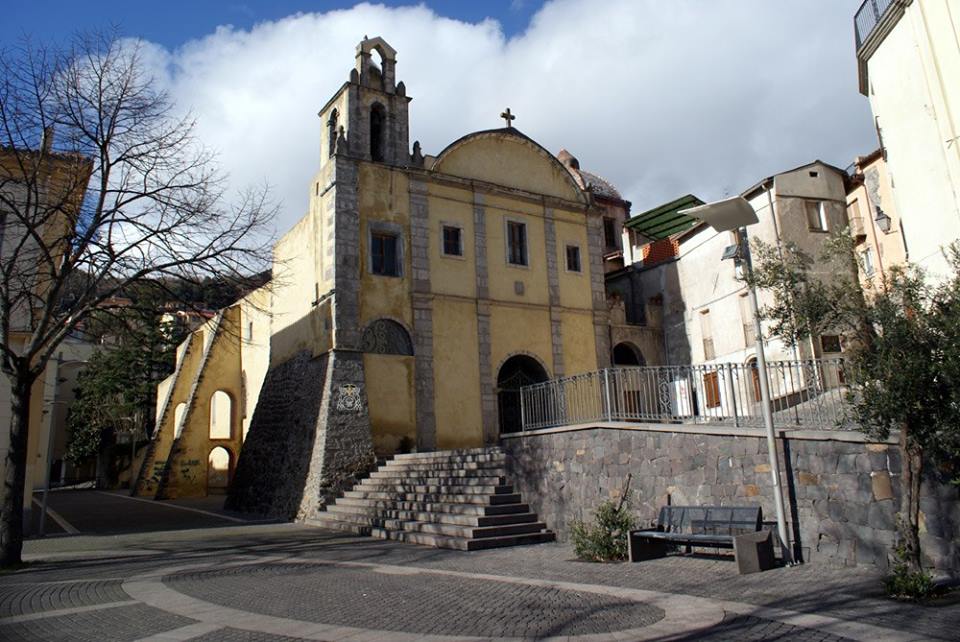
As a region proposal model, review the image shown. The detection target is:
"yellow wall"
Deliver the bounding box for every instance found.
[427,183,476,299]
[358,164,413,329]
[364,354,416,454]
[432,299,482,449]
[433,134,582,202]
[489,306,553,378]
[554,213,593,310]
[561,311,599,375]
[485,195,549,307]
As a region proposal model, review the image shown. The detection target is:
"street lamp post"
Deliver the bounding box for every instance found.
[679,196,793,563]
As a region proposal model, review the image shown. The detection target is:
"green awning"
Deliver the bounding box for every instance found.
[625,194,704,240]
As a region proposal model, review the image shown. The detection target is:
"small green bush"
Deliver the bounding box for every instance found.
[571,499,637,562]
[885,545,935,601]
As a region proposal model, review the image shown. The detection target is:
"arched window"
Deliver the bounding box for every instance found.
[360,319,413,355]
[173,402,187,439]
[209,390,232,439]
[612,342,645,366]
[327,108,338,158]
[207,446,231,492]
[370,103,386,162]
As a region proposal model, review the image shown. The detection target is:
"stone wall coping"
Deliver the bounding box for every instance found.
[500,421,899,445]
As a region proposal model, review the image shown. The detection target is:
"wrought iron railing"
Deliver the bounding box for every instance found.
[855,0,896,48]
[519,359,855,432]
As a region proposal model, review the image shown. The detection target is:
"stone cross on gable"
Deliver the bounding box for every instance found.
[500,107,516,128]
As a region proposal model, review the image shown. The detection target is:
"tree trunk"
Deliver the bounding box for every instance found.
[0,372,33,568]
[897,424,923,571]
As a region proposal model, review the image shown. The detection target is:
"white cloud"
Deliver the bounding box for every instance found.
[143,0,875,230]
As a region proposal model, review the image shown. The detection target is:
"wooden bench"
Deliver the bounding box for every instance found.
[628,505,775,574]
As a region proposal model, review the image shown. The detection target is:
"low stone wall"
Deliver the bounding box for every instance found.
[502,423,958,576]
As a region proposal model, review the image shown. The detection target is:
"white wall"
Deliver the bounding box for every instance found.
[865,0,960,279]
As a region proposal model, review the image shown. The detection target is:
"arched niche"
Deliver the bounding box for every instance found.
[173,402,187,439]
[209,390,232,440]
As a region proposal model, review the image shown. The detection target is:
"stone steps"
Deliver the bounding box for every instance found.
[309,447,553,551]
[324,503,542,527]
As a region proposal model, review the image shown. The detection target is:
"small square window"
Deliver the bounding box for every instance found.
[442,225,462,257]
[565,245,581,272]
[821,335,842,353]
[507,220,527,266]
[371,232,400,276]
[806,201,828,232]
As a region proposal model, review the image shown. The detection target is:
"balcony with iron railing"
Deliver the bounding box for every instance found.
[855,0,895,48]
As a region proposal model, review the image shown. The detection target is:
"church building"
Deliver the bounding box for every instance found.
[136,37,626,519]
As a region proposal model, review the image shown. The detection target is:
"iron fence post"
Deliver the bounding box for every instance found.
[603,368,612,422]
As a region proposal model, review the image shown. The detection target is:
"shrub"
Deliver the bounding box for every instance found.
[571,499,637,562]
[885,544,935,601]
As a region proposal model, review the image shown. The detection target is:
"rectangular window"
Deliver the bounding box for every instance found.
[700,309,715,360]
[806,201,828,232]
[442,225,462,257]
[507,220,527,266]
[861,247,876,276]
[821,335,842,353]
[603,217,618,250]
[565,245,581,272]
[371,232,400,276]
[703,371,721,409]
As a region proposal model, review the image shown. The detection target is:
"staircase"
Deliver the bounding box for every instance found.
[307,447,555,550]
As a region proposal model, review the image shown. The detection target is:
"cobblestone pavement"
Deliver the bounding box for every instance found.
[2,523,954,641]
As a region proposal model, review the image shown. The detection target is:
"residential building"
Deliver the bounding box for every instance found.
[846,149,909,288]
[855,0,960,279]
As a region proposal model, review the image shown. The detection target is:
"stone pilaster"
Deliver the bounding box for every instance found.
[331,155,362,349]
[474,192,497,443]
[585,212,611,369]
[409,178,436,450]
[543,207,564,378]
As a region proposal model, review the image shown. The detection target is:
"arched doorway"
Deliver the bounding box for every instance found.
[612,342,645,366]
[746,357,761,402]
[497,355,548,435]
[207,446,231,494]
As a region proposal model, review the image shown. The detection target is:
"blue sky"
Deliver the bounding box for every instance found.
[2,1,542,49]
[2,1,876,231]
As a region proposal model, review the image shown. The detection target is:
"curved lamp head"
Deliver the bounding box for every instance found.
[678,195,758,233]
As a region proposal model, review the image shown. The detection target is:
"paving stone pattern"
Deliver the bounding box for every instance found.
[166,561,665,637]
[0,602,193,642]
[0,579,128,617]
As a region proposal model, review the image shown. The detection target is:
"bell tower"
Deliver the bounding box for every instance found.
[318,36,411,167]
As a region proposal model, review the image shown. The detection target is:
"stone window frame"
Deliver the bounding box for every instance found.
[367,220,405,278]
[564,242,582,274]
[439,220,465,260]
[504,216,530,270]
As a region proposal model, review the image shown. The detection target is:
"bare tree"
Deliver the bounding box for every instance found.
[0,33,275,567]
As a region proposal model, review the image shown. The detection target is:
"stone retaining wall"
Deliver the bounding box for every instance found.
[502,424,958,576]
